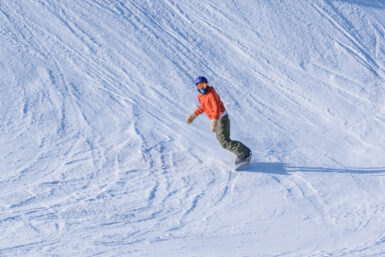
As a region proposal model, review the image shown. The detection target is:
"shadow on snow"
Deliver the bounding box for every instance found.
[239,162,385,175]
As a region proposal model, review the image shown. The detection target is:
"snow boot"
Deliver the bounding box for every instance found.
[235,151,252,166]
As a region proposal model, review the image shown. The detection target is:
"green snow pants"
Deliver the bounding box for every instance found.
[216,114,250,157]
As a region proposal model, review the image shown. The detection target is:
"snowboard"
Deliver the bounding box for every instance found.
[235,158,252,171]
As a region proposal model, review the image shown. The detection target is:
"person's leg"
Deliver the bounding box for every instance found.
[216,115,250,156]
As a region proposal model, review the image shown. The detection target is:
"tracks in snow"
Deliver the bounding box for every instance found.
[1,0,385,255]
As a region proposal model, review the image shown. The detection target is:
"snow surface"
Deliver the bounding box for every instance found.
[1,0,385,256]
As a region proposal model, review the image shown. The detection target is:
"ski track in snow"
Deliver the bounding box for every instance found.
[1,0,385,256]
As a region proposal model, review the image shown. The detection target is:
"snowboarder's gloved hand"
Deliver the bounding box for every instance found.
[186,113,197,124]
[210,119,218,132]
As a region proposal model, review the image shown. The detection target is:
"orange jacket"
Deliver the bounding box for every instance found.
[194,86,226,120]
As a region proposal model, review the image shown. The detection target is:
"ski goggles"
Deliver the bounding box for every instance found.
[196,82,208,90]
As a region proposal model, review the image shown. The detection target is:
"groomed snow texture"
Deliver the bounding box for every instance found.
[1,0,385,256]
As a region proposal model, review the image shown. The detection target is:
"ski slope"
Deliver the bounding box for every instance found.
[1,0,385,256]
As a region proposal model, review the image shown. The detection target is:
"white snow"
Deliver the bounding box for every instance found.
[1,0,385,256]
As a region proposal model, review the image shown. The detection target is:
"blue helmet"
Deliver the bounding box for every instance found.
[195,76,208,85]
[195,76,209,94]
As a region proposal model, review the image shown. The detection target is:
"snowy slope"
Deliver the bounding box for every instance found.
[1,0,385,256]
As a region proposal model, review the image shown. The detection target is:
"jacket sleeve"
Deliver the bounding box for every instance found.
[194,105,204,116]
[210,90,221,120]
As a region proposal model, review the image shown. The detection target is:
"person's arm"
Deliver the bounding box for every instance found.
[194,105,204,116]
[186,103,204,124]
[207,93,220,132]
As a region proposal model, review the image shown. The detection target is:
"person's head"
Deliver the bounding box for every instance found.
[195,76,209,94]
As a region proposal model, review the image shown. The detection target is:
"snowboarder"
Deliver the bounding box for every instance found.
[186,76,252,167]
